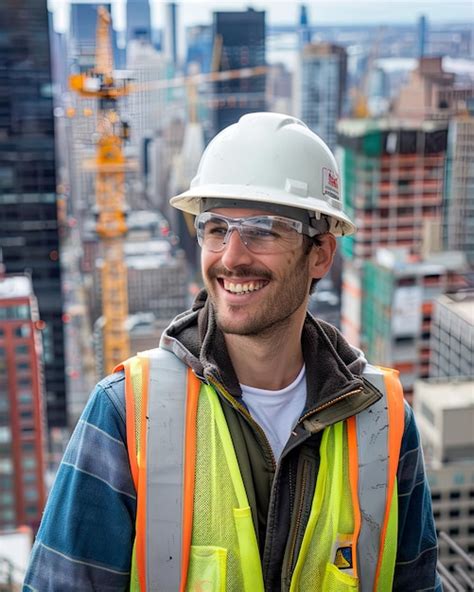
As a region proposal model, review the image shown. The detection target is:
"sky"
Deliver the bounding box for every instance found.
[49,0,474,33]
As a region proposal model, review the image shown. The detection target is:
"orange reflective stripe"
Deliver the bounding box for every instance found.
[180,370,201,592]
[136,356,149,592]
[122,359,139,490]
[374,367,404,589]
[347,417,360,580]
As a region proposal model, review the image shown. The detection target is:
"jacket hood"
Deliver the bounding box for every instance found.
[160,289,372,415]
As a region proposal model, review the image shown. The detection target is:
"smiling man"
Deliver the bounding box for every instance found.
[24,113,441,591]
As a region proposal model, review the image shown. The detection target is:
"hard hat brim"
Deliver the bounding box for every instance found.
[170,184,357,237]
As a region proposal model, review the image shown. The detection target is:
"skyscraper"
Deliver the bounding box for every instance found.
[213,9,266,135]
[0,0,67,427]
[294,43,347,149]
[0,274,47,531]
[443,100,474,265]
[126,0,152,45]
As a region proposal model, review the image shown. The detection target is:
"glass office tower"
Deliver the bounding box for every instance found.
[0,0,67,427]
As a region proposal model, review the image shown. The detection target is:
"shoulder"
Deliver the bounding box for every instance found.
[82,370,127,440]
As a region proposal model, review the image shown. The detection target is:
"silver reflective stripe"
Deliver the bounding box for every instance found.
[143,347,188,592]
[357,366,389,592]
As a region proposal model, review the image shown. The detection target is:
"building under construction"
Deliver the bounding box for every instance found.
[359,249,467,400]
[337,118,448,261]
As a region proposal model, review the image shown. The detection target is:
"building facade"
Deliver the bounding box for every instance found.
[0,275,46,531]
[212,9,266,135]
[430,291,473,379]
[0,0,67,427]
[294,43,347,149]
[443,103,474,265]
[414,379,474,568]
[126,0,152,45]
[337,119,448,262]
[358,249,466,400]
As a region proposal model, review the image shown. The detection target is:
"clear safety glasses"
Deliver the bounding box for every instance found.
[195,212,319,254]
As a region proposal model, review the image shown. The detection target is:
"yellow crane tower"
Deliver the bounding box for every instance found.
[69,6,131,374]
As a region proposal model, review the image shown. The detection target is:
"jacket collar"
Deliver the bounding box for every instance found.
[190,290,374,418]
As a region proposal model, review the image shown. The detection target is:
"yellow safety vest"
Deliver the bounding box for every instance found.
[117,347,404,592]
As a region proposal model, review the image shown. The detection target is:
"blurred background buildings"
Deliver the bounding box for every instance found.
[0,0,473,587]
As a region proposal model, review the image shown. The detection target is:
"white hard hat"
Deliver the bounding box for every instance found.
[170,112,356,236]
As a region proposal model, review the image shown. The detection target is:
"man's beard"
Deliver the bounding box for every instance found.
[204,254,310,337]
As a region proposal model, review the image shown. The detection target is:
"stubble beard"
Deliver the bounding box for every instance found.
[205,252,311,337]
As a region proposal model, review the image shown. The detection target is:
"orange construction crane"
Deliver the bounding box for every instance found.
[69,7,269,372]
[69,6,130,374]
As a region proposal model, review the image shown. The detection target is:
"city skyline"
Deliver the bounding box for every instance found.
[49,0,474,34]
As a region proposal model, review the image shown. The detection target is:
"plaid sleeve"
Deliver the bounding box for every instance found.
[393,401,443,592]
[23,372,136,591]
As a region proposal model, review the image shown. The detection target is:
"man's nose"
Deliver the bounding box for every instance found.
[220,228,253,268]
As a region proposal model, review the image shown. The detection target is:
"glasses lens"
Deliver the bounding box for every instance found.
[196,214,303,253]
[197,214,229,251]
[241,217,301,253]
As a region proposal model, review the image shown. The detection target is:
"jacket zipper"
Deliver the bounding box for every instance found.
[207,376,277,471]
[281,387,363,590]
[286,458,310,578]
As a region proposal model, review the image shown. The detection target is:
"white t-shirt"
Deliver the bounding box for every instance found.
[240,365,307,461]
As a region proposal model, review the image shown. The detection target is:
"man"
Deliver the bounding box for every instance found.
[24,113,441,591]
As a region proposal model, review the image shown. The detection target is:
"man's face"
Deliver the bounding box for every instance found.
[201,207,333,336]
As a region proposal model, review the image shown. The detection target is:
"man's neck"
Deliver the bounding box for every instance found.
[224,316,305,391]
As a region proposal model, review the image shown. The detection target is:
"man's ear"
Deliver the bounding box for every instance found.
[309,233,337,280]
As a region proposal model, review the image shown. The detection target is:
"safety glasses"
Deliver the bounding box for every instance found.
[195,212,319,254]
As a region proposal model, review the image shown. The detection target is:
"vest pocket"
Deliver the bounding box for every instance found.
[323,562,359,591]
[187,545,227,592]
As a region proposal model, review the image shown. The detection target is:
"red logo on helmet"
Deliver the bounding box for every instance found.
[322,168,340,200]
[327,171,338,190]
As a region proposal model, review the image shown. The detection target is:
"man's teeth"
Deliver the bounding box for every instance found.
[223,279,266,294]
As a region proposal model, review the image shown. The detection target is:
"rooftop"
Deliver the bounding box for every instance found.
[415,379,474,410]
[0,275,32,300]
[437,292,474,326]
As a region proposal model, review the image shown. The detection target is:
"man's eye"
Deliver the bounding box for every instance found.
[246,227,276,239]
[207,224,228,236]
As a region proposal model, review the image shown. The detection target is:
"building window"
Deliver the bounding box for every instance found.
[449,491,461,500]
[0,492,13,505]
[18,392,32,404]
[14,325,30,338]
[22,457,36,470]
[15,344,29,355]
[25,505,38,517]
[0,509,14,521]
[0,459,12,474]
[16,362,30,372]
[24,489,38,502]
[0,427,11,444]
[449,509,460,518]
